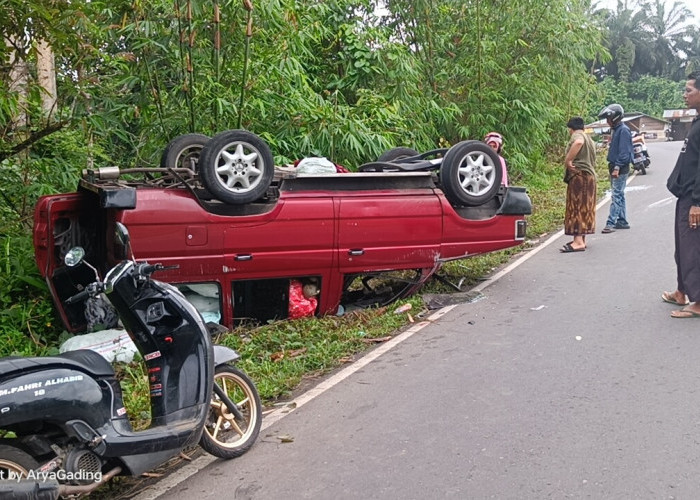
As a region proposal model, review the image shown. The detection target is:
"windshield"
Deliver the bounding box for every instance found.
[104,260,133,292]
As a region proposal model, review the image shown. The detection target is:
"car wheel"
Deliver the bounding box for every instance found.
[377,147,420,163]
[439,140,502,206]
[160,133,210,172]
[199,130,275,205]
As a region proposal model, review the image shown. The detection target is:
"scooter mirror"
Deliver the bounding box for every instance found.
[114,222,136,262]
[64,247,86,267]
[115,222,130,247]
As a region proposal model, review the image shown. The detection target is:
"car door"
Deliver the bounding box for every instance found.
[337,190,442,274]
[34,192,106,332]
[222,196,335,278]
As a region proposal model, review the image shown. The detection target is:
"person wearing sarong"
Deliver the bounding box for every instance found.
[561,116,597,253]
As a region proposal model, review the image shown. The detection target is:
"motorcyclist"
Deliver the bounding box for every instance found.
[598,104,633,233]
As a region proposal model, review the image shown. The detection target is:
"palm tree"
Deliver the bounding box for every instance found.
[599,0,650,81]
[678,25,700,74]
[639,0,693,79]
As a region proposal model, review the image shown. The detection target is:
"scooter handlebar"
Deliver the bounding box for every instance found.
[135,263,179,277]
[64,283,102,304]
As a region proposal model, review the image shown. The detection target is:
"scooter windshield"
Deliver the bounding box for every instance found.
[104,260,133,293]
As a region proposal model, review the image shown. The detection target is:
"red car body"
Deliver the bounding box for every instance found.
[34,170,530,332]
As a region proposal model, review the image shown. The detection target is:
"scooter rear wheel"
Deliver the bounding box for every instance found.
[0,442,39,477]
[200,365,262,459]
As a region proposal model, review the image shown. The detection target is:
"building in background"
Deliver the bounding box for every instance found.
[663,109,698,141]
[586,112,669,143]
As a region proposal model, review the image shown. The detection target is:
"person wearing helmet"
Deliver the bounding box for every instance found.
[599,103,633,233]
[663,71,700,318]
[483,132,509,186]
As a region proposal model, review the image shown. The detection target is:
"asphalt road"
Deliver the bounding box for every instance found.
[149,140,700,499]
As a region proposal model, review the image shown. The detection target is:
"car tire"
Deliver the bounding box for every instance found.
[377,147,420,163]
[160,133,210,172]
[439,140,503,206]
[199,130,275,205]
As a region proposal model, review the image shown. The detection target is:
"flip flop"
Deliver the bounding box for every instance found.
[670,309,700,318]
[661,291,689,306]
[560,243,585,253]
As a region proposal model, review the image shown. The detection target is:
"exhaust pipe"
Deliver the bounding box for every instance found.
[0,479,60,500]
[58,467,121,496]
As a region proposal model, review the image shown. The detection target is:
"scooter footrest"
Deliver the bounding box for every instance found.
[66,420,107,454]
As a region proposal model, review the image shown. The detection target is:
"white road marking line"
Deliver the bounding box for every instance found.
[134,307,457,499]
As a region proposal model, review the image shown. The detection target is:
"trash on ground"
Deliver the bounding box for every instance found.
[394,303,412,314]
[360,336,392,343]
[60,328,137,363]
[278,434,295,443]
[421,291,484,310]
[270,348,308,362]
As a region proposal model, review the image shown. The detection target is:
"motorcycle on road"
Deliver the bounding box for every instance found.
[0,223,261,499]
[632,132,651,174]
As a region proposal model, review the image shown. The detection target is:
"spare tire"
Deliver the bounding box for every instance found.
[199,130,275,205]
[160,133,210,172]
[377,147,420,163]
[439,140,502,206]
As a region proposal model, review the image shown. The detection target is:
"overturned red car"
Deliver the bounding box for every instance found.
[34,130,531,332]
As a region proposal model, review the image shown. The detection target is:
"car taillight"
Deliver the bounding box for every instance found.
[515,220,526,240]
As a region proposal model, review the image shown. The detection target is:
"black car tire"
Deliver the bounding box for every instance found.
[160,133,210,172]
[377,147,420,163]
[199,130,275,205]
[439,140,503,206]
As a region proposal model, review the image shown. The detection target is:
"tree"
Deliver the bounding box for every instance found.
[639,0,693,79]
[598,0,650,81]
[381,0,607,168]
[35,40,57,116]
[680,26,700,73]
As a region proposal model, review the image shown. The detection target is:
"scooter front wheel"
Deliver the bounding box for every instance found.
[200,365,262,459]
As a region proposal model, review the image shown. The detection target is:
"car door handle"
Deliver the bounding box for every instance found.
[234,254,253,261]
[348,249,364,256]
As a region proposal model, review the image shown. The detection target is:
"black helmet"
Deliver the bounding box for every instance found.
[598,104,624,124]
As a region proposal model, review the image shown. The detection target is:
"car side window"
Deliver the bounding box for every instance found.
[176,283,222,324]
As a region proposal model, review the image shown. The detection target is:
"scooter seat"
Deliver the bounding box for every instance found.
[0,349,115,378]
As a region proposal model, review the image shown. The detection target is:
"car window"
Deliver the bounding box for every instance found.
[176,283,222,324]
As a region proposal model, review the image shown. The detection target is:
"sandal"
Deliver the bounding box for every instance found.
[661,291,689,306]
[560,243,585,253]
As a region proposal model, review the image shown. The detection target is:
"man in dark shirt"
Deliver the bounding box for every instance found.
[662,71,700,317]
[599,103,634,233]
